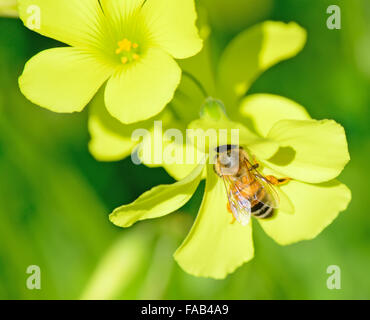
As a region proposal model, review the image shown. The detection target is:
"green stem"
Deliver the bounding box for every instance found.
[167,103,182,121]
[182,71,209,98]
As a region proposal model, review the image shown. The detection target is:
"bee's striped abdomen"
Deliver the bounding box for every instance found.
[251,202,273,219]
[251,188,274,219]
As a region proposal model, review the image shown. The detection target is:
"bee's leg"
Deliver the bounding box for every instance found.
[252,155,260,168]
[265,175,292,185]
[226,202,236,224]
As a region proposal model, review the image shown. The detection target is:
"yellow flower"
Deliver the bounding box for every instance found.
[88,20,308,181]
[17,0,202,124]
[104,21,351,278]
[109,99,351,279]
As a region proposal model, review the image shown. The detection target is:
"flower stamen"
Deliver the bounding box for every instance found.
[116,38,132,53]
[115,38,141,64]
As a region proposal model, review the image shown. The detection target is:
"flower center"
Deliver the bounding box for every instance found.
[115,38,140,64]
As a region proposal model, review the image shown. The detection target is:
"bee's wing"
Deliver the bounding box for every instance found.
[222,175,252,226]
[249,165,280,209]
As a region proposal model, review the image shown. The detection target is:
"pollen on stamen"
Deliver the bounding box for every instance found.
[118,38,132,51]
[115,38,140,65]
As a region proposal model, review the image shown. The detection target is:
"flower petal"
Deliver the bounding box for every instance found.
[258,179,351,245]
[136,118,204,181]
[105,48,181,124]
[174,164,254,279]
[88,87,153,161]
[0,0,18,17]
[188,112,279,161]
[240,94,311,137]
[142,140,204,181]
[163,162,202,181]
[19,47,113,113]
[109,163,205,228]
[89,74,200,165]
[100,0,144,21]
[218,21,306,106]
[142,0,203,59]
[264,119,350,183]
[17,0,103,47]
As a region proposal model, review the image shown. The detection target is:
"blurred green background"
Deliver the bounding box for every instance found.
[0,0,369,299]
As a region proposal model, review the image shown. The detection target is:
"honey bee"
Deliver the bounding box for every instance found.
[214,145,291,225]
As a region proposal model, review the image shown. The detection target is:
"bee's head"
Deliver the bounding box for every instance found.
[214,144,241,176]
[214,144,238,154]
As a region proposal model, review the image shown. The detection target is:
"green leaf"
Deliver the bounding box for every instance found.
[218,21,307,107]
[109,163,205,228]
[174,164,254,279]
[264,119,350,183]
[259,179,351,245]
